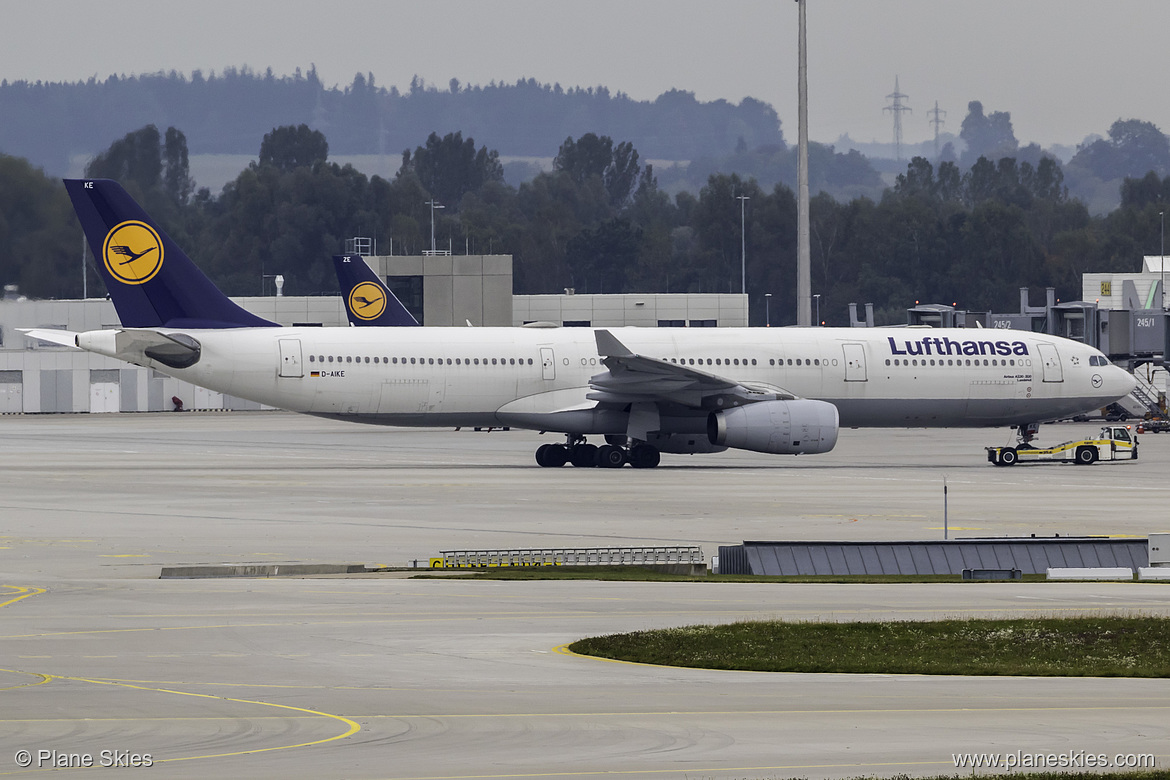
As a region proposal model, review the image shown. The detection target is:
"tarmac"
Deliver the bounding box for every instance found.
[1,411,1168,778]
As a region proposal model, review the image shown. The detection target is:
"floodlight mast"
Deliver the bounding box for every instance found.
[426,199,444,254]
[737,194,750,295]
[796,0,811,327]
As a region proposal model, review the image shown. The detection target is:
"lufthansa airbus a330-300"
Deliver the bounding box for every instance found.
[25,179,1136,468]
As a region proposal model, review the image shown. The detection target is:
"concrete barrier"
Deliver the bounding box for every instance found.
[1045,567,1133,581]
[160,563,367,579]
[1137,567,1170,581]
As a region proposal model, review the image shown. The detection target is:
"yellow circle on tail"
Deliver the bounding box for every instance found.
[348,282,387,321]
[102,221,164,285]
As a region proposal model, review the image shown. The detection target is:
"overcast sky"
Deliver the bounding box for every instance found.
[4,0,1168,149]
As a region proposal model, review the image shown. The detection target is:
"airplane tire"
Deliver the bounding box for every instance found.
[999,448,1018,466]
[570,443,598,467]
[536,444,568,467]
[596,445,626,468]
[629,444,661,469]
[546,444,569,467]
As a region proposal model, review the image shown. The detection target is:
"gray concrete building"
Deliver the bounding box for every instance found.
[513,293,747,328]
[369,254,514,327]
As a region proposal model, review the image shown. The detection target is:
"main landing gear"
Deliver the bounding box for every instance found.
[535,435,660,469]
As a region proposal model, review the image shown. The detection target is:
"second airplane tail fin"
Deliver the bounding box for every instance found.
[333,255,420,326]
[65,179,277,329]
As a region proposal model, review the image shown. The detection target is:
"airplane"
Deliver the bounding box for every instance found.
[24,178,1137,469]
[332,254,419,326]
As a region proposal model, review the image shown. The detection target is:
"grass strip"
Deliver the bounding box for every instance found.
[569,616,1170,677]
[867,774,1167,780]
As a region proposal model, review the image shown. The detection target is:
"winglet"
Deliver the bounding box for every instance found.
[594,329,634,358]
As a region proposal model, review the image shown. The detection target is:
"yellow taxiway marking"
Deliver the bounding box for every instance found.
[0,670,361,767]
[0,670,50,692]
[0,585,46,610]
[99,554,149,558]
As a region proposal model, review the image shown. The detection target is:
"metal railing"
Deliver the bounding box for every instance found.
[1130,371,1167,418]
[430,546,704,568]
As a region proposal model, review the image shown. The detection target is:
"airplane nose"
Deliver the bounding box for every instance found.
[1113,366,1137,396]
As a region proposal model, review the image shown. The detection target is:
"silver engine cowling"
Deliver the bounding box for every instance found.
[707,399,839,455]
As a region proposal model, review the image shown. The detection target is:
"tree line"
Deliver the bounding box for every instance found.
[1,123,1167,326]
[0,69,783,174]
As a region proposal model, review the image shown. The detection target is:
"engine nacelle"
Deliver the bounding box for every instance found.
[707,399,839,455]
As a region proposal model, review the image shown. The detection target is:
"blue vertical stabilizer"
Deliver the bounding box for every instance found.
[65,179,277,329]
[333,255,419,326]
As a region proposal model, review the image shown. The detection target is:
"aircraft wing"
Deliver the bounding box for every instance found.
[589,329,793,408]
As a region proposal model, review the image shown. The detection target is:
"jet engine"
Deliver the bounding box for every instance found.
[707,399,839,455]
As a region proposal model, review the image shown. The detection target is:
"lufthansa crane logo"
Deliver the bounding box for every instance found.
[348,282,387,321]
[102,221,164,285]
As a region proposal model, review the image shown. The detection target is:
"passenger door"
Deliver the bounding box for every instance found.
[842,343,867,382]
[278,339,304,378]
[1037,343,1063,383]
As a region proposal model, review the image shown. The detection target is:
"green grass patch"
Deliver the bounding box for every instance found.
[874,774,1167,780]
[569,616,1170,677]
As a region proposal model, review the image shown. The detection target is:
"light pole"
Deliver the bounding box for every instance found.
[1161,210,1165,309]
[813,293,821,326]
[426,199,444,254]
[795,0,811,326]
[736,194,750,295]
[765,293,772,327]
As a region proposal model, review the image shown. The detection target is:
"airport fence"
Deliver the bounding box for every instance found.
[428,546,704,569]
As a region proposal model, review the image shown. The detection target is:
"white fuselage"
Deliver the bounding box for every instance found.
[94,326,1135,433]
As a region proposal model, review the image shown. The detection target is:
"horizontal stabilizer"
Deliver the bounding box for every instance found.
[63,328,203,369]
[19,328,80,349]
